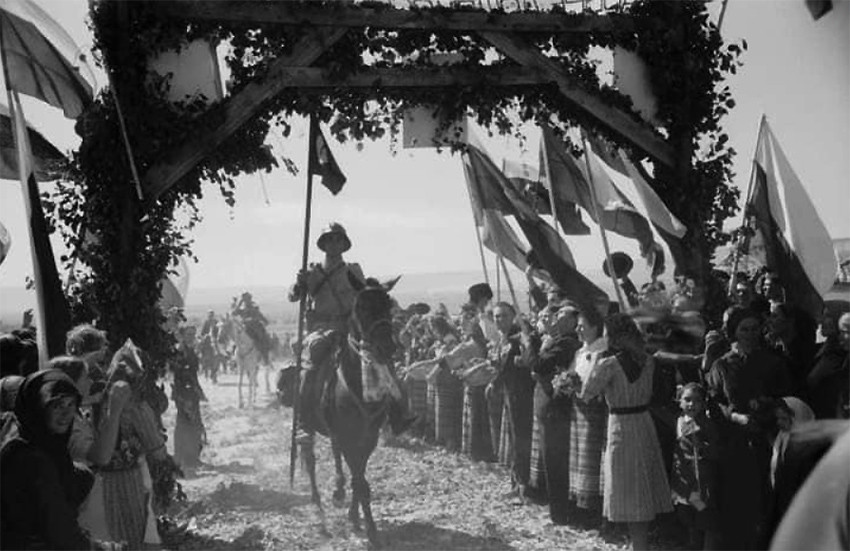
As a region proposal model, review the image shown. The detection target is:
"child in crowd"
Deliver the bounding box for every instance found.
[671,383,720,550]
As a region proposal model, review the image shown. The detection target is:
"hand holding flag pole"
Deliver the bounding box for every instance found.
[289,115,348,487]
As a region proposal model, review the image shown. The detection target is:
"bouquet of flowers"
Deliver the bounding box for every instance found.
[552,370,583,398]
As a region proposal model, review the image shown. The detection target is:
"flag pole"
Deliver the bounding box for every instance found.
[580,128,626,311]
[106,70,144,201]
[499,255,521,314]
[462,153,490,285]
[290,115,317,487]
[496,252,502,301]
[728,115,767,296]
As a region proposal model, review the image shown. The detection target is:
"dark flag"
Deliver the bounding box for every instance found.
[744,118,836,320]
[308,117,346,195]
[7,91,71,360]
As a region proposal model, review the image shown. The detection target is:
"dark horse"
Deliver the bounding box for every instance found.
[300,274,400,547]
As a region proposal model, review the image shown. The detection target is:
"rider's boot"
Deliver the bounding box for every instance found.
[295,369,318,446]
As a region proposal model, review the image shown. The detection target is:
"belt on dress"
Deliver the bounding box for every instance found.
[609,404,649,415]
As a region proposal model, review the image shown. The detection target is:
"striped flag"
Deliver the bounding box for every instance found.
[463,132,608,312]
[744,118,837,319]
[540,126,662,273]
[6,91,71,362]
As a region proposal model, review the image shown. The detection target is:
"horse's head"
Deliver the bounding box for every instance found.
[348,273,401,364]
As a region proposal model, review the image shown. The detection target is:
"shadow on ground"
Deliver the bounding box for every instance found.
[192,461,255,476]
[202,481,313,513]
[164,523,271,550]
[378,521,515,550]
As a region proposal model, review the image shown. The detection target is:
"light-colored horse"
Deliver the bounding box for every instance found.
[218,316,261,408]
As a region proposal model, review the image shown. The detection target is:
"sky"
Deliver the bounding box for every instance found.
[1,0,848,303]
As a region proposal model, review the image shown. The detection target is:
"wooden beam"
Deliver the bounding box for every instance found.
[157,1,629,34]
[264,65,550,89]
[143,27,347,202]
[481,31,674,167]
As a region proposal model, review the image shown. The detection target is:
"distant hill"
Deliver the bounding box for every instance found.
[0,267,619,332]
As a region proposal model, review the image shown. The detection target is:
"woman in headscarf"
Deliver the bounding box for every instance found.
[707,307,793,550]
[579,314,672,551]
[96,341,168,549]
[0,370,119,550]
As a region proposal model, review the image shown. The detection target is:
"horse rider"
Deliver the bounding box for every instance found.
[232,291,272,364]
[288,222,415,445]
[200,310,219,342]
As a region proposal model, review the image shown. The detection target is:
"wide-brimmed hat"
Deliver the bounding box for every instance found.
[407,302,431,316]
[468,283,493,303]
[602,252,634,278]
[317,222,351,252]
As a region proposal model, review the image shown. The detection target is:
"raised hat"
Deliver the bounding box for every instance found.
[317,222,351,252]
[602,251,634,278]
[468,283,493,303]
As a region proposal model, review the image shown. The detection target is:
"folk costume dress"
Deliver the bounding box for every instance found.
[98,398,166,549]
[581,352,672,523]
[172,344,207,471]
[706,344,792,550]
[491,326,535,491]
[527,331,581,518]
[568,336,609,511]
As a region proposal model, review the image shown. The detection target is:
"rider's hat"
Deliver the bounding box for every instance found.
[317,222,351,253]
[602,252,634,279]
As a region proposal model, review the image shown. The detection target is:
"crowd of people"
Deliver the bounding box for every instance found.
[1,219,847,550]
[0,319,206,550]
[392,266,850,551]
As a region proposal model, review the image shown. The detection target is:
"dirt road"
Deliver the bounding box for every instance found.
[160,371,676,550]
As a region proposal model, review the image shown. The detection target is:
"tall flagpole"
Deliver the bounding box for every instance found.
[728,115,767,297]
[580,128,626,311]
[496,252,502,301]
[498,255,521,314]
[462,153,490,285]
[290,115,317,487]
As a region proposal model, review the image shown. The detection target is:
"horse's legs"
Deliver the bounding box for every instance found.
[238,359,244,408]
[350,460,378,546]
[331,439,346,507]
[301,441,323,509]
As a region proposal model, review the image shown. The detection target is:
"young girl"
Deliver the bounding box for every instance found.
[671,383,720,550]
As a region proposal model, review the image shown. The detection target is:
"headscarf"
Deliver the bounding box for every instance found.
[781,396,815,427]
[604,313,646,383]
[3,370,83,504]
[0,375,24,412]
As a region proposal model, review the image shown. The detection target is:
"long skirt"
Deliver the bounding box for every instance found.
[425,380,437,439]
[569,398,608,510]
[498,400,513,468]
[406,378,429,436]
[174,409,204,470]
[434,370,463,450]
[101,464,149,549]
[544,399,573,522]
[602,411,673,523]
[462,384,492,461]
[485,381,503,458]
[527,384,548,495]
[504,379,534,489]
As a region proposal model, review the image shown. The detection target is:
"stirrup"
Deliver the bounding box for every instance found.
[295,429,315,446]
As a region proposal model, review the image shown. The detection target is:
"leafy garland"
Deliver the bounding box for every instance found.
[46,1,742,366]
